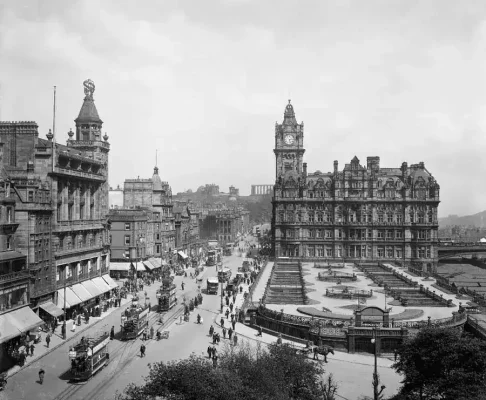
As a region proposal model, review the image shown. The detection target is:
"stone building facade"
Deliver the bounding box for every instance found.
[122,167,176,256]
[0,80,111,324]
[271,101,440,273]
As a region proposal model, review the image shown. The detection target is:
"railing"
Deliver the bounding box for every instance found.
[467,315,486,337]
[393,312,467,329]
[54,166,105,180]
[68,139,110,149]
[56,219,104,229]
[55,245,103,258]
[0,270,29,283]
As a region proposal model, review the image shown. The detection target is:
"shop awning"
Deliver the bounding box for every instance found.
[148,258,162,269]
[102,274,118,290]
[143,261,154,271]
[0,306,44,344]
[178,251,188,259]
[108,262,130,271]
[57,287,82,308]
[131,262,147,272]
[91,277,111,293]
[81,279,104,298]
[71,283,93,302]
[39,301,63,318]
[0,313,23,344]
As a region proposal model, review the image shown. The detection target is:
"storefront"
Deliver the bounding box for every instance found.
[0,306,45,372]
[56,287,83,320]
[109,263,131,279]
[38,301,64,322]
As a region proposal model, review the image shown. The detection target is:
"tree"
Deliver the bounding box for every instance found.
[115,342,333,400]
[391,327,486,400]
[320,373,339,400]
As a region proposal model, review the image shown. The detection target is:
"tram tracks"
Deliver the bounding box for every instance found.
[52,306,184,400]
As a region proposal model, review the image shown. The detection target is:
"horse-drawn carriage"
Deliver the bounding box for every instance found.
[297,344,334,362]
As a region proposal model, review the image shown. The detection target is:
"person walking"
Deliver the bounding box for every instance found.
[212,333,217,344]
[228,327,233,340]
[212,345,217,358]
[313,346,319,360]
[30,343,35,357]
[220,317,225,328]
[46,333,51,348]
[212,354,218,368]
[233,333,238,346]
[257,326,263,337]
[150,326,154,339]
[229,303,234,312]
[207,345,212,358]
[232,320,236,331]
[181,282,185,291]
[110,326,115,340]
[209,325,214,336]
[276,334,282,345]
[71,322,76,333]
[38,369,45,384]
[222,328,227,339]
[140,344,146,357]
[225,309,230,319]
[61,323,66,339]
[142,328,147,341]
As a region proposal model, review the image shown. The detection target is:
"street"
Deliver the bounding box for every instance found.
[2,236,402,400]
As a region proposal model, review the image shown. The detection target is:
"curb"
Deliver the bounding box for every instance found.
[7,299,133,378]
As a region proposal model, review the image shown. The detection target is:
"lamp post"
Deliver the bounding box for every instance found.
[371,327,386,400]
[220,261,224,313]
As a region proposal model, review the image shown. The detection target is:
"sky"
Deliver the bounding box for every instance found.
[1,0,486,217]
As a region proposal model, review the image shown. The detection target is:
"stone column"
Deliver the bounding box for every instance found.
[354,310,362,327]
[383,310,390,328]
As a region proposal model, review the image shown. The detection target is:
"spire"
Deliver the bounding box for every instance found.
[152,166,163,191]
[283,99,297,125]
[75,79,103,124]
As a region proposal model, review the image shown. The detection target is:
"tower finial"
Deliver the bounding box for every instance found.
[156,149,158,167]
[288,99,291,104]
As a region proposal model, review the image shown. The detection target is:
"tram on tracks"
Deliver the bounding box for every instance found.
[120,303,150,340]
[68,333,110,381]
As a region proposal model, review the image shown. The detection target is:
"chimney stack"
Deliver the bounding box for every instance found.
[303,162,307,177]
[333,160,338,174]
[401,162,408,179]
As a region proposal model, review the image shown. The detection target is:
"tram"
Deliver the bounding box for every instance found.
[68,333,110,381]
[157,280,177,312]
[120,304,149,340]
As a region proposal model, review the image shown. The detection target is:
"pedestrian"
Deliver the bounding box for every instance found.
[209,325,214,336]
[257,326,263,337]
[212,345,217,358]
[225,309,230,319]
[212,354,218,368]
[216,333,221,344]
[110,326,115,340]
[277,334,282,345]
[233,294,236,303]
[30,343,35,357]
[394,349,398,362]
[61,323,66,339]
[71,322,76,333]
[228,327,233,340]
[140,344,146,357]
[220,317,224,328]
[38,368,45,384]
[181,282,185,291]
[150,326,154,339]
[313,346,319,360]
[233,333,238,346]
[222,328,227,339]
[207,345,212,358]
[232,320,236,330]
[46,333,51,348]
[225,297,229,306]
[230,303,234,312]
[213,333,217,344]
[77,315,81,326]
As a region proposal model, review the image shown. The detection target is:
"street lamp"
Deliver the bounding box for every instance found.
[371,327,386,400]
[220,261,224,313]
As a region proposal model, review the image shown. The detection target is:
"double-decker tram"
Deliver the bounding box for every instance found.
[68,333,110,381]
[120,303,150,340]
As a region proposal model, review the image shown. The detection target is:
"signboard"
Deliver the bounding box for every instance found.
[139,308,149,319]
[92,337,110,354]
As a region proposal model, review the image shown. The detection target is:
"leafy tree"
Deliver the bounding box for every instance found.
[116,342,333,400]
[391,327,486,400]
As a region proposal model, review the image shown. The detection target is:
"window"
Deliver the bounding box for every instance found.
[28,191,34,202]
[418,230,426,239]
[317,213,323,222]
[397,214,402,224]
[410,213,414,223]
[57,204,62,221]
[378,214,384,223]
[418,247,426,258]
[337,229,343,239]
[309,229,315,238]
[325,230,332,238]
[387,213,393,223]
[307,246,315,257]
[68,204,73,220]
[377,247,385,258]
[367,229,372,239]
[80,204,84,220]
[418,214,425,224]
[426,247,431,258]
[325,247,333,257]
[386,230,393,239]
[6,208,12,223]
[349,214,355,222]
[6,236,12,250]
[156,233,160,240]
[386,247,393,258]
[396,230,403,239]
[308,213,315,223]
[428,212,433,223]
[395,248,402,258]
[377,230,384,239]
[335,246,342,258]
[316,229,323,238]
[125,223,130,230]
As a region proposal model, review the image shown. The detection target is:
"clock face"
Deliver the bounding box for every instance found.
[284,135,294,145]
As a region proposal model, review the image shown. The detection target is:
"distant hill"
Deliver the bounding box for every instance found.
[439,211,486,228]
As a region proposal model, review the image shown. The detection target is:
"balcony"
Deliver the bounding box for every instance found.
[0,221,20,234]
[0,270,30,284]
[52,166,105,182]
[55,245,104,259]
[54,219,104,232]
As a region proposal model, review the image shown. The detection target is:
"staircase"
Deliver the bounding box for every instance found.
[265,262,307,304]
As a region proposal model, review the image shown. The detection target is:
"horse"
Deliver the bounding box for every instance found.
[316,345,334,363]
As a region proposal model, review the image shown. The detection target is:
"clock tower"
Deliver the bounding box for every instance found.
[274,100,305,181]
